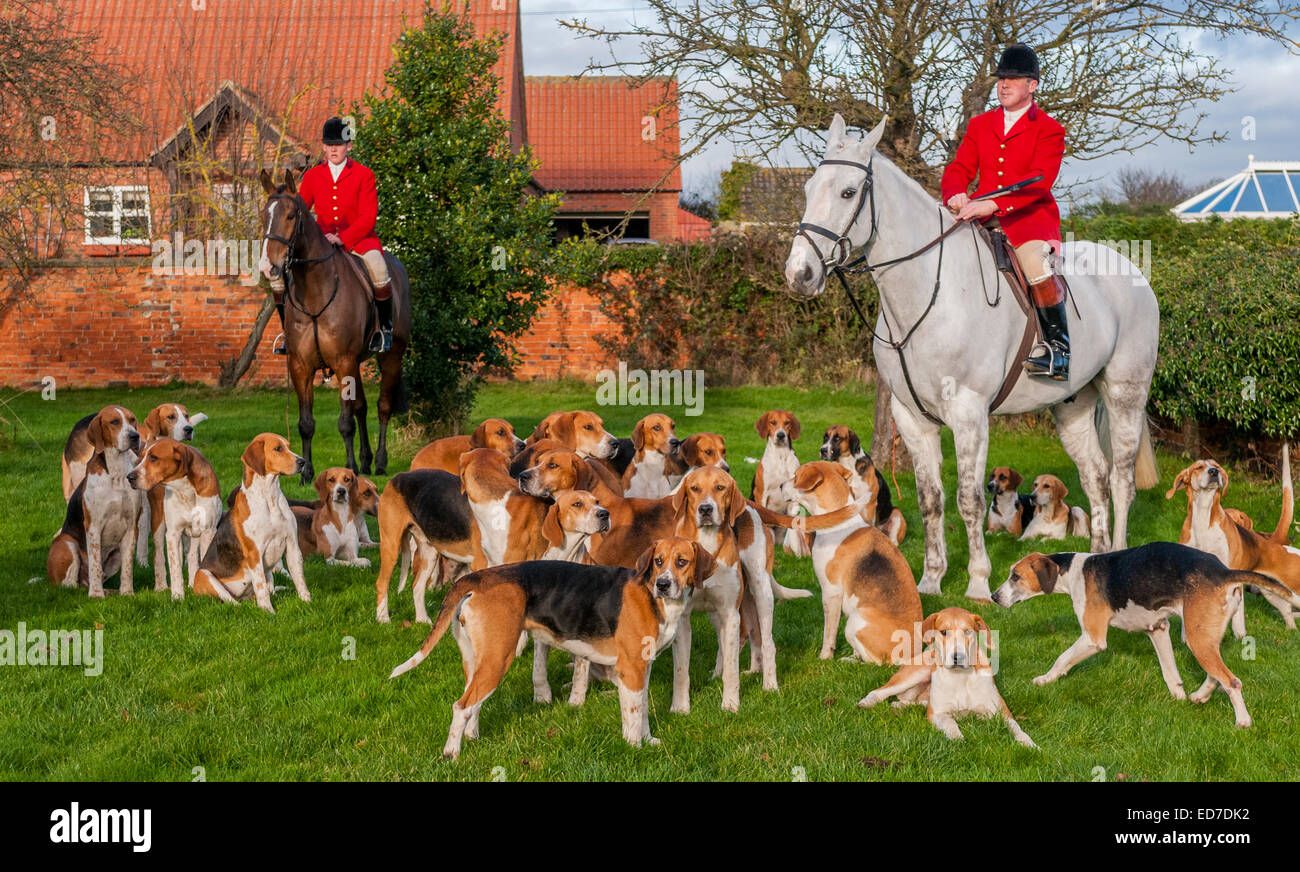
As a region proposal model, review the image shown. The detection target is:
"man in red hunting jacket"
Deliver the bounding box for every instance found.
[941,44,1071,379]
[271,116,394,354]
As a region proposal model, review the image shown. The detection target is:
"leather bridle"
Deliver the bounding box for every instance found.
[795,156,971,425]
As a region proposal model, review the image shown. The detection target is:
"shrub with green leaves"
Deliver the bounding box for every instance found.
[352,3,559,433]
[1064,213,1300,438]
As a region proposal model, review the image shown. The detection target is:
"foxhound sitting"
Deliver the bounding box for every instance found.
[193,434,311,613]
[818,424,905,545]
[860,608,1037,749]
[1166,445,1298,633]
[751,410,807,555]
[291,467,370,568]
[986,466,1034,536]
[390,538,712,758]
[782,461,920,661]
[373,469,474,623]
[622,413,685,498]
[126,438,222,600]
[1021,474,1090,540]
[47,406,142,597]
[993,542,1300,728]
[133,403,209,567]
[290,475,379,549]
[410,418,526,475]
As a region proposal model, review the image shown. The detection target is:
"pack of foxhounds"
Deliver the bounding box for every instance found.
[47,403,1300,758]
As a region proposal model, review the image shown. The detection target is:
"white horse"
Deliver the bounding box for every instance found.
[785,114,1159,600]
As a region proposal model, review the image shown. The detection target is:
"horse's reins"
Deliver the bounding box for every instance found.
[797,161,1043,426]
[265,192,342,368]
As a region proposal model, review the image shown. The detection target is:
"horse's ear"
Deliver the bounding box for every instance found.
[826,113,847,151]
[863,115,889,153]
[283,169,297,194]
[259,169,275,195]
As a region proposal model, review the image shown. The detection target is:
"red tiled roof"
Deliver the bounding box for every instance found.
[525,76,681,193]
[62,0,525,161]
[676,207,712,241]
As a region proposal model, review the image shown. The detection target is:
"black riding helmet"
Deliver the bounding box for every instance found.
[995,44,1039,80]
[322,116,350,145]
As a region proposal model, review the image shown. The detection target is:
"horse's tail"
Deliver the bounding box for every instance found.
[1134,417,1158,490]
[1097,407,1159,490]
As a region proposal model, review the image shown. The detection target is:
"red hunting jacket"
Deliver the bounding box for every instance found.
[297,158,383,254]
[940,102,1065,247]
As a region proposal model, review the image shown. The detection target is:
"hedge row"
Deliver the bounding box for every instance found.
[549,214,1300,438]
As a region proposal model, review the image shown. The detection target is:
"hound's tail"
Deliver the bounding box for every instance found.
[770,575,814,600]
[750,501,860,532]
[389,575,479,678]
[1228,571,1300,610]
[1270,442,1293,545]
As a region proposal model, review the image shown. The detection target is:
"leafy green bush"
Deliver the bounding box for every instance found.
[353,3,559,434]
[1065,213,1300,438]
[557,230,878,386]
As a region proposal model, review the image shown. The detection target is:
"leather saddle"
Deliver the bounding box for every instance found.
[976,225,1042,412]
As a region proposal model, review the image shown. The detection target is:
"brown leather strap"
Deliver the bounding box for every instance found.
[989,236,1041,414]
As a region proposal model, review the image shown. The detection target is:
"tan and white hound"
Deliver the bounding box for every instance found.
[192,434,311,613]
[126,438,221,600]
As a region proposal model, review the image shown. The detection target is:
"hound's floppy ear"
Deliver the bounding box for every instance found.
[671,479,689,516]
[549,414,575,448]
[793,464,824,492]
[728,479,748,526]
[692,541,718,586]
[1165,466,1193,500]
[542,504,565,549]
[631,419,647,451]
[241,437,268,480]
[972,614,994,665]
[854,455,874,478]
[457,452,474,495]
[1033,554,1061,594]
[259,168,276,195]
[848,429,862,457]
[634,545,656,582]
[88,411,109,451]
[920,612,938,651]
[313,470,329,501]
[754,412,773,439]
[142,406,163,441]
[786,413,801,443]
[1053,477,1068,502]
[282,169,297,194]
[679,434,700,467]
[1220,467,1231,496]
[469,422,489,449]
[1009,468,1023,491]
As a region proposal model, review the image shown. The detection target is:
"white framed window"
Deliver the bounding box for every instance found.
[213,182,250,220]
[83,185,151,244]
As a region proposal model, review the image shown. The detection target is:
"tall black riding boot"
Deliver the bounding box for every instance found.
[370,284,394,353]
[1023,275,1070,380]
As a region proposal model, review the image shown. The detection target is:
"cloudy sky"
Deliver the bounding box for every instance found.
[517,1,1299,208]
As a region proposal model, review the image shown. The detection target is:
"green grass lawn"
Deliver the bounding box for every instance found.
[1,378,1298,781]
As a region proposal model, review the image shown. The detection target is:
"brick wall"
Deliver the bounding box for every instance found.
[0,262,619,389]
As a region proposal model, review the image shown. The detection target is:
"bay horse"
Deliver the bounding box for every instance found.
[785,115,1159,600]
[258,169,411,484]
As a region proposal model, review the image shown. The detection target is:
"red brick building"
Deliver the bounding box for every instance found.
[2,0,704,387]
